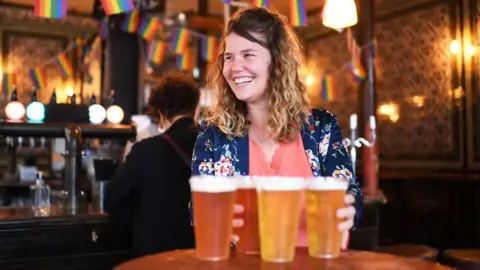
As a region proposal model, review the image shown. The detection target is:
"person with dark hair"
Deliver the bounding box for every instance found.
[105,71,200,258]
[192,7,363,249]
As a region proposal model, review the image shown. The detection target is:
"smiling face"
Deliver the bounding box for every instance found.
[222,32,271,105]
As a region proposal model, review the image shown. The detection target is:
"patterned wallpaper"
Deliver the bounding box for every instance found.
[3,33,68,104]
[306,2,459,166]
[0,5,99,111]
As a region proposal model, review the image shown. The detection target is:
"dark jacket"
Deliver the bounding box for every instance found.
[105,117,198,258]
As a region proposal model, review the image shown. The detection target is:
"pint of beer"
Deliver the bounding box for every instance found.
[190,175,237,261]
[233,176,260,254]
[305,176,349,258]
[257,177,304,262]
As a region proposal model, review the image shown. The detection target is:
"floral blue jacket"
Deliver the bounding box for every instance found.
[191,108,363,228]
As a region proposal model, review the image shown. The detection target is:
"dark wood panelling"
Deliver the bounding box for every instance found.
[378,176,480,250]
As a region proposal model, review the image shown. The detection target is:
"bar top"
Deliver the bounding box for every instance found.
[0,205,111,229]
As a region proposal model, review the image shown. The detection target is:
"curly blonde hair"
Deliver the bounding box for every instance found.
[204,7,310,142]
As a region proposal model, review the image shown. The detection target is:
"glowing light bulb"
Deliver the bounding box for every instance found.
[306,76,314,86]
[26,101,45,122]
[322,0,358,29]
[5,101,26,121]
[106,105,124,124]
[89,104,106,124]
[450,40,461,54]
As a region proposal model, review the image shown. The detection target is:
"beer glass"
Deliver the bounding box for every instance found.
[190,175,237,261]
[257,177,304,262]
[305,176,349,258]
[233,176,260,254]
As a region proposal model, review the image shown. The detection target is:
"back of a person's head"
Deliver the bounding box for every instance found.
[148,71,200,120]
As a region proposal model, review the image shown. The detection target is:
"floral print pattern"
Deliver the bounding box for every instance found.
[191,108,363,227]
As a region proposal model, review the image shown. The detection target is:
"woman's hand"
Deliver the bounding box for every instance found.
[231,204,244,243]
[337,193,356,249]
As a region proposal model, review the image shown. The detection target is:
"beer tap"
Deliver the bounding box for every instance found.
[29,137,35,149]
[345,114,376,174]
[40,137,46,148]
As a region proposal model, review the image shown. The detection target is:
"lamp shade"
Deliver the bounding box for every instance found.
[322,0,358,29]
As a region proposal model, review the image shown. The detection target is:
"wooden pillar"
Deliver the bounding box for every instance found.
[197,0,208,81]
[104,13,143,124]
[356,0,379,194]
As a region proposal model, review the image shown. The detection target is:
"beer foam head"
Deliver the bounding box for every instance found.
[305,177,349,191]
[236,176,257,189]
[256,177,305,191]
[189,175,237,193]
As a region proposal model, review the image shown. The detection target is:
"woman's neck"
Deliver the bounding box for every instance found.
[247,102,269,135]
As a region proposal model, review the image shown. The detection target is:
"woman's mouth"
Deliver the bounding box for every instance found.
[233,77,254,86]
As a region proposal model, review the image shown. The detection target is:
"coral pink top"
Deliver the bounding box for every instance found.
[249,133,313,247]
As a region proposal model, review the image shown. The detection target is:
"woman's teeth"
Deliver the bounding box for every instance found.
[234,77,254,85]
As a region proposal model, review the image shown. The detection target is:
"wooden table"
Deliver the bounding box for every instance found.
[115,248,453,269]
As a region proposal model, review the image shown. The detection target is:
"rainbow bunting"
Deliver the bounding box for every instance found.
[347,62,366,83]
[85,72,93,84]
[1,73,15,94]
[170,28,190,54]
[289,0,307,27]
[29,68,48,89]
[148,41,166,64]
[252,0,268,8]
[138,16,162,41]
[201,36,217,62]
[100,0,134,16]
[55,53,73,78]
[176,50,194,70]
[222,0,231,3]
[34,0,67,19]
[122,10,140,33]
[321,76,335,101]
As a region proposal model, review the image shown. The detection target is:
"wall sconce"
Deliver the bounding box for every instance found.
[450,40,477,56]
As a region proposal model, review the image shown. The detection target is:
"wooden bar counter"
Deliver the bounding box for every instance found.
[115,248,451,270]
[0,205,131,270]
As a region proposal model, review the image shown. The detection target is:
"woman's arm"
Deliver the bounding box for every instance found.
[322,113,363,229]
[105,143,146,223]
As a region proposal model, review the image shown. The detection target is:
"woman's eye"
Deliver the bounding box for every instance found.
[244,54,255,58]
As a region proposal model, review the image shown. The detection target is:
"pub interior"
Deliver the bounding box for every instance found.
[0,0,479,269]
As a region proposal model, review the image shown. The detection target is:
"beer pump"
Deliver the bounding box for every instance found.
[345,114,376,174]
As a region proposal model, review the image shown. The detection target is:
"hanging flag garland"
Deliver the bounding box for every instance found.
[34,0,67,19]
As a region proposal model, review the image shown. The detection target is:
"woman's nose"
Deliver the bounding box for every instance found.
[231,58,244,71]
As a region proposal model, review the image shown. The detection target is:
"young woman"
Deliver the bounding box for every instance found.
[191,7,363,247]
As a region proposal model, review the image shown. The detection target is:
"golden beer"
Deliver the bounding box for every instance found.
[257,177,304,262]
[190,175,237,261]
[305,177,348,258]
[234,177,260,254]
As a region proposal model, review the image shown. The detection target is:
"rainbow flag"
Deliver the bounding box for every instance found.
[201,36,217,62]
[222,0,231,3]
[29,68,48,89]
[289,0,307,27]
[34,0,67,19]
[138,16,162,41]
[176,50,194,70]
[122,10,140,33]
[321,76,335,101]
[55,53,73,78]
[101,0,134,15]
[1,73,15,94]
[148,41,166,64]
[347,62,366,83]
[85,72,93,84]
[170,28,190,54]
[252,0,268,8]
